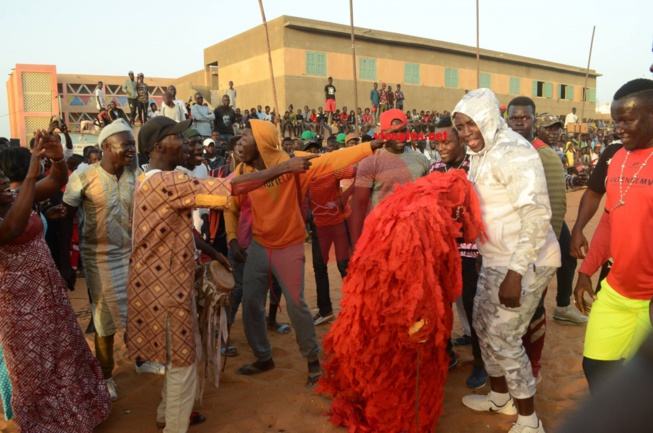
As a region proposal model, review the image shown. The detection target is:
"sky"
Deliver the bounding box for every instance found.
[1,0,652,138]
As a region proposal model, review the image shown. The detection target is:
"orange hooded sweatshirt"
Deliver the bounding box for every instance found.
[225,120,373,249]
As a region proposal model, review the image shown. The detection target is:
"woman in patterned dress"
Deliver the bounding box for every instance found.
[0,130,111,432]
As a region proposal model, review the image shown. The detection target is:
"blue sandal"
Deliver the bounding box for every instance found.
[220,345,239,357]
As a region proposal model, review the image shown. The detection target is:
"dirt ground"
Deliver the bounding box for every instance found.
[0,189,603,433]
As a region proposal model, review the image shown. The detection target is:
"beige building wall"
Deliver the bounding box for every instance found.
[194,15,598,119]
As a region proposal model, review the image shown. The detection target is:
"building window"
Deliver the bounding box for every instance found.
[479,73,491,89]
[582,88,596,103]
[404,63,420,84]
[557,84,575,100]
[306,51,327,76]
[359,58,377,81]
[445,68,458,88]
[509,77,520,94]
[532,81,553,98]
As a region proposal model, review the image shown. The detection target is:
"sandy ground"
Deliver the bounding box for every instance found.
[0,189,603,433]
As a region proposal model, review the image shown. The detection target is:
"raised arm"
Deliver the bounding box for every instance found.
[0,132,50,245]
[33,131,69,203]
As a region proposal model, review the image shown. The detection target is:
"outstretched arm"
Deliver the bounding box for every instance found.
[231,155,319,195]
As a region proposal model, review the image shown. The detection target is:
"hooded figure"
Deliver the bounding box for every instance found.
[453,89,560,433]
[317,169,485,433]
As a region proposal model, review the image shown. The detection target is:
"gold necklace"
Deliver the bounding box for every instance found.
[611,148,653,211]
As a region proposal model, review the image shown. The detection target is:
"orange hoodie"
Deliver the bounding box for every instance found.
[225,120,373,249]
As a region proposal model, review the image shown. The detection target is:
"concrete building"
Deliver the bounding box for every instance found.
[6,64,172,146]
[193,16,599,118]
[6,16,599,145]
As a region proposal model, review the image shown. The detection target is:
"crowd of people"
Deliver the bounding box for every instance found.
[0,65,652,433]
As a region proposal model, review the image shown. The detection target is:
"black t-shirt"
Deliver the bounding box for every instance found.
[325,84,336,100]
[587,141,624,195]
[296,114,304,122]
[316,113,327,123]
[214,106,236,134]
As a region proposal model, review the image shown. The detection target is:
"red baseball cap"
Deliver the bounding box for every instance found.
[380,109,408,133]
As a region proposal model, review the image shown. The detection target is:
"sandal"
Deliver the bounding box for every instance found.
[220,345,239,357]
[156,411,207,429]
[306,371,323,388]
[267,320,291,335]
[236,359,275,376]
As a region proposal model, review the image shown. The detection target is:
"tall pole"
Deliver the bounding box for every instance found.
[475,0,480,88]
[258,0,282,144]
[579,26,596,132]
[350,0,360,136]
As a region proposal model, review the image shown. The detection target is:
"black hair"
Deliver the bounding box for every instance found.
[86,148,101,162]
[507,96,536,114]
[328,76,333,80]
[282,136,293,143]
[0,137,9,151]
[82,145,97,158]
[437,117,453,128]
[228,135,240,151]
[327,134,338,142]
[613,79,653,109]
[436,117,458,137]
[67,154,84,167]
[0,146,31,182]
[361,135,373,142]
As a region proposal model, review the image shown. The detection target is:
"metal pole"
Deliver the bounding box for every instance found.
[350,0,360,137]
[579,26,596,133]
[258,0,282,144]
[476,0,480,88]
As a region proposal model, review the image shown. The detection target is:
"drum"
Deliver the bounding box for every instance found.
[207,260,235,293]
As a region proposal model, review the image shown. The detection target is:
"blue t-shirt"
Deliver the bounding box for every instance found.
[370,89,379,105]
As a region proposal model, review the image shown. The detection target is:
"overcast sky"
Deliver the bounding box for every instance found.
[1,0,652,138]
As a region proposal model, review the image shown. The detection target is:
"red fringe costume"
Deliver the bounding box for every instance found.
[317,170,485,433]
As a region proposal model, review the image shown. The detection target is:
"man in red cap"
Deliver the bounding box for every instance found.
[349,109,431,247]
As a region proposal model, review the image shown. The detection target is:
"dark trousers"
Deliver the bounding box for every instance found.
[128,98,137,124]
[583,357,624,394]
[556,221,577,307]
[461,257,483,366]
[310,220,349,316]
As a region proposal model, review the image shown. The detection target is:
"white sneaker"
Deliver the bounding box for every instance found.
[553,306,588,324]
[313,312,334,326]
[135,360,166,375]
[462,393,517,415]
[106,378,118,401]
[509,420,545,433]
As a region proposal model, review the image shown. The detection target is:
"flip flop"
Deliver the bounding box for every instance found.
[156,411,206,429]
[267,321,291,335]
[306,371,323,388]
[220,345,239,357]
[236,359,275,376]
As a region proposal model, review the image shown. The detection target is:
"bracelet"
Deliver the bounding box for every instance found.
[49,157,66,164]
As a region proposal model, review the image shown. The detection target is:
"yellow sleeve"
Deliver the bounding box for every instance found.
[224,193,241,244]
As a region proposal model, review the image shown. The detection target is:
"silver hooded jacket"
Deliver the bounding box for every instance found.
[452,88,561,274]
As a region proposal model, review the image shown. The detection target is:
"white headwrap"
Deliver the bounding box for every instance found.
[98,119,133,147]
